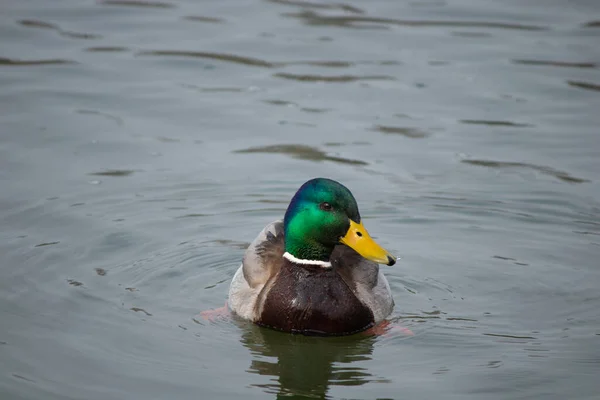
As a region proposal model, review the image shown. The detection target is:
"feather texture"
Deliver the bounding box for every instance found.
[229,220,394,330]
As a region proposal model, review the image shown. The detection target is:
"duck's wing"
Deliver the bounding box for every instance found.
[243,219,285,287]
[228,220,284,320]
[331,245,395,324]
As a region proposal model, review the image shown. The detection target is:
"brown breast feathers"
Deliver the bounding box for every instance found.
[257,259,374,336]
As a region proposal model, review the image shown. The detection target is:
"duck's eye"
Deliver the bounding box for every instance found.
[319,202,333,211]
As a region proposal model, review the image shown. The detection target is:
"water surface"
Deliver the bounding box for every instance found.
[1,0,599,399]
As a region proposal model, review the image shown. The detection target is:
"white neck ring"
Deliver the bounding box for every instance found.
[283,252,332,268]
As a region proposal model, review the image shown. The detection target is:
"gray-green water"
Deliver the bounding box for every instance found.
[1,1,599,399]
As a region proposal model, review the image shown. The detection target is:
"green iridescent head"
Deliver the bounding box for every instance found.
[283,178,396,265]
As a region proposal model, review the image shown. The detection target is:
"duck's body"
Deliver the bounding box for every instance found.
[228,178,396,336]
[228,220,394,335]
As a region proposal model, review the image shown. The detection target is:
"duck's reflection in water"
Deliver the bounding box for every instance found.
[240,323,388,399]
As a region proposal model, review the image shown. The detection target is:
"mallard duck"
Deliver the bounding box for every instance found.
[228,178,397,336]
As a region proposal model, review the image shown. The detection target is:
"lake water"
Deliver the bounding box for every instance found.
[1,0,599,399]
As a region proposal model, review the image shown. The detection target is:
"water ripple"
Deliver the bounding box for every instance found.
[182,16,225,23]
[483,333,537,340]
[286,60,355,68]
[263,99,332,114]
[460,119,533,128]
[283,10,548,31]
[99,0,176,8]
[34,241,60,247]
[512,59,597,69]
[0,57,76,66]
[138,50,397,71]
[180,84,246,92]
[76,109,124,126]
[567,80,600,93]
[373,125,430,138]
[234,144,368,166]
[18,19,101,40]
[462,159,589,183]
[273,72,395,82]
[85,46,129,52]
[89,170,136,177]
[137,50,276,68]
[267,0,365,14]
[287,60,400,67]
[263,99,296,106]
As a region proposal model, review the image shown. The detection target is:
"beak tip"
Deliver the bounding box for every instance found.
[386,256,396,266]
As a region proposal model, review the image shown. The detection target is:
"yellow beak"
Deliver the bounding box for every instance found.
[340,220,396,266]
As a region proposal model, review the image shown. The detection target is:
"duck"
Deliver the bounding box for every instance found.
[228,178,397,336]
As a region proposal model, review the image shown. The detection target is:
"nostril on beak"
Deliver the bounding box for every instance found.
[387,255,396,266]
[356,231,362,237]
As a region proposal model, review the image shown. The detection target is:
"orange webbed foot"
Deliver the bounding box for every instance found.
[363,320,415,337]
[199,301,230,322]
